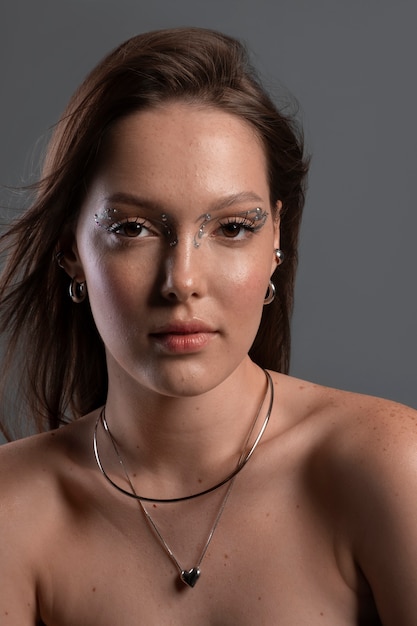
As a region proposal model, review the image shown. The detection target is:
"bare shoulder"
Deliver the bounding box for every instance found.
[270,370,417,458]
[0,416,97,623]
[0,414,96,485]
[0,415,96,537]
[0,431,62,562]
[271,371,417,621]
[269,370,417,536]
[297,372,417,504]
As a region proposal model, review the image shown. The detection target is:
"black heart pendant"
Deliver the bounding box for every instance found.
[180,567,201,588]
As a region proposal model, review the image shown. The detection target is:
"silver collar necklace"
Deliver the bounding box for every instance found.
[93,369,274,587]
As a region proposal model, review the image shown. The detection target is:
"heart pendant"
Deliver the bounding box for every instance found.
[180,567,201,588]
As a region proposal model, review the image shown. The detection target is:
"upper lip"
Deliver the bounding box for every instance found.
[150,321,216,335]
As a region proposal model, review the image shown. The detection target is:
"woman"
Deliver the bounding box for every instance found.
[0,27,416,625]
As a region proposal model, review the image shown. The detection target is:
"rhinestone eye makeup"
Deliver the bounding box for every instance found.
[193,213,212,248]
[94,208,178,247]
[193,207,268,248]
[160,213,178,247]
[94,207,118,227]
[94,206,268,248]
[242,207,268,226]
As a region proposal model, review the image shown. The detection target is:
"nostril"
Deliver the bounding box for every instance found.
[166,291,179,301]
[162,285,200,302]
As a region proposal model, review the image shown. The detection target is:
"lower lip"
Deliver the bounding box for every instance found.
[150,332,216,354]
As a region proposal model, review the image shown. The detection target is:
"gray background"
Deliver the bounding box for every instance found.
[1,0,416,410]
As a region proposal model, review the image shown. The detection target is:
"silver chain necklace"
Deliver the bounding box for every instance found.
[93,370,273,587]
[94,371,273,503]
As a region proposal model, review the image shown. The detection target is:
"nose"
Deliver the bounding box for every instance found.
[160,236,205,302]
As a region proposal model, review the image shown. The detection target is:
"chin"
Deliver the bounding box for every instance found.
[137,357,245,399]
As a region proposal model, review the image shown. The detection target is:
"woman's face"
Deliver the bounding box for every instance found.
[69,102,280,397]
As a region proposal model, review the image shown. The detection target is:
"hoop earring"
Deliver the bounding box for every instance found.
[264,280,276,305]
[69,278,87,303]
[275,249,284,266]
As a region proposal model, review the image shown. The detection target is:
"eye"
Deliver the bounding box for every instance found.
[107,218,152,238]
[113,220,143,237]
[221,222,243,238]
[218,218,257,239]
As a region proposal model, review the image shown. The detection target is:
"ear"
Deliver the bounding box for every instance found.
[270,200,282,275]
[56,230,85,282]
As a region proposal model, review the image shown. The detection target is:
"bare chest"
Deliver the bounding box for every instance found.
[37,484,380,626]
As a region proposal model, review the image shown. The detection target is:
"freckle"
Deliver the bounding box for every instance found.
[296,504,300,509]
[258,596,262,601]
[320,611,324,616]
[224,553,229,559]
[266,512,270,517]
[92,587,96,592]
[198,478,202,483]
[153,504,157,508]
[133,473,137,477]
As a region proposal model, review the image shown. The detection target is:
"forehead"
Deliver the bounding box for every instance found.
[106,101,264,147]
[88,103,270,210]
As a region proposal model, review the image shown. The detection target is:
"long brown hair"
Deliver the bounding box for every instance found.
[0,27,309,438]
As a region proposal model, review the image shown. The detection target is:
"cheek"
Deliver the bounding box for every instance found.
[215,263,268,359]
[219,258,269,320]
[232,268,266,297]
[87,260,151,310]
[229,245,270,287]
[79,244,155,340]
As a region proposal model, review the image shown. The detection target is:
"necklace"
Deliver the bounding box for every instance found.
[94,369,274,587]
[94,370,274,504]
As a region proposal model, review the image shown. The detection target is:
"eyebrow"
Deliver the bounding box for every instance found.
[103,192,164,213]
[103,191,266,221]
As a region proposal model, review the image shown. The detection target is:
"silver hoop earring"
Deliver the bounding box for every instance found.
[69,278,87,303]
[275,249,284,266]
[264,280,276,305]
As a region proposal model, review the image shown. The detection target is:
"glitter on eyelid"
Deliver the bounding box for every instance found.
[193,207,268,248]
[94,207,118,228]
[94,208,178,246]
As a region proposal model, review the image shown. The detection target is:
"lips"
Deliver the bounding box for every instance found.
[149,321,217,353]
[151,321,215,335]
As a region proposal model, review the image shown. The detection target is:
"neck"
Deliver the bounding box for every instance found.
[100,359,269,498]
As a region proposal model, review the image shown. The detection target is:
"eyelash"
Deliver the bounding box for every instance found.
[96,210,264,242]
[106,217,151,238]
[217,217,261,238]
